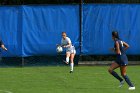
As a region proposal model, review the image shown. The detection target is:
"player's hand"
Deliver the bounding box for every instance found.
[1,45,8,51]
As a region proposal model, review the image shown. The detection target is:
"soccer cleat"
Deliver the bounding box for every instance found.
[119,80,125,88]
[63,60,69,65]
[69,71,73,73]
[128,86,135,90]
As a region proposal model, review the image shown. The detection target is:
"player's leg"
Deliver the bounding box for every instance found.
[120,66,135,90]
[108,62,123,82]
[64,52,70,64]
[70,53,75,73]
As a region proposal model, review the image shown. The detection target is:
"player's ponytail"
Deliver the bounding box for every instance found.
[112,31,120,40]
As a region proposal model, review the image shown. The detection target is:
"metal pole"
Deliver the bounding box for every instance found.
[79,0,83,54]
[78,0,83,64]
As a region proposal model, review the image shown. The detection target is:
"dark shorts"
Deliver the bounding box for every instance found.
[115,54,128,66]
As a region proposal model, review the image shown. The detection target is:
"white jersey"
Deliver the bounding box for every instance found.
[61,37,76,54]
[61,37,72,47]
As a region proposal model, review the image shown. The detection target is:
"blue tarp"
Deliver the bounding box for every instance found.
[0,4,140,57]
[0,6,22,57]
[0,5,80,57]
[82,4,140,55]
[22,5,80,56]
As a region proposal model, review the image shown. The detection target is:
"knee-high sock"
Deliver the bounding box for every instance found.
[66,57,69,63]
[123,75,134,87]
[111,71,123,82]
[70,63,74,71]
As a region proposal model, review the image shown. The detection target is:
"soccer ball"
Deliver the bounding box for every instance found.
[56,46,63,53]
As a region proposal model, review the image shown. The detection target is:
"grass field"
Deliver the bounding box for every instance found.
[0,66,139,93]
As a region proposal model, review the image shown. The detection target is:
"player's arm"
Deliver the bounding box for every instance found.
[0,40,7,51]
[1,44,7,51]
[63,38,71,48]
[123,41,129,50]
[63,42,71,48]
[115,41,121,54]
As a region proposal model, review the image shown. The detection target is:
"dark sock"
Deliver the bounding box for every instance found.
[111,71,123,82]
[123,75,134,87]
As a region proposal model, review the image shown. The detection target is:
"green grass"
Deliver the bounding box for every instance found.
[0,66,139,93]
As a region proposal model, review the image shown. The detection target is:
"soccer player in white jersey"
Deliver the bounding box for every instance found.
[61,32,76,73]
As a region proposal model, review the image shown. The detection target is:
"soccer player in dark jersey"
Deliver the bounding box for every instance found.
[0,39,7,51]
[108,31,135,90]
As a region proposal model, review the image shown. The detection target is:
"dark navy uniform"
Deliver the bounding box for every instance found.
[114,39,128,66]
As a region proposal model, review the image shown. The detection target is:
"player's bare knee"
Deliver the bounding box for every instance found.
[121,73,126,77]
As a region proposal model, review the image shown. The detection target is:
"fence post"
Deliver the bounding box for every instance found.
[79,0,83,54]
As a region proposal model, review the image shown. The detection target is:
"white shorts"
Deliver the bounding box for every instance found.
[66,46,76,54]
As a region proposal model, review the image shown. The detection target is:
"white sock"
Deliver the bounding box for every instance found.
[70,63,74,71]
[66,57,69,63]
